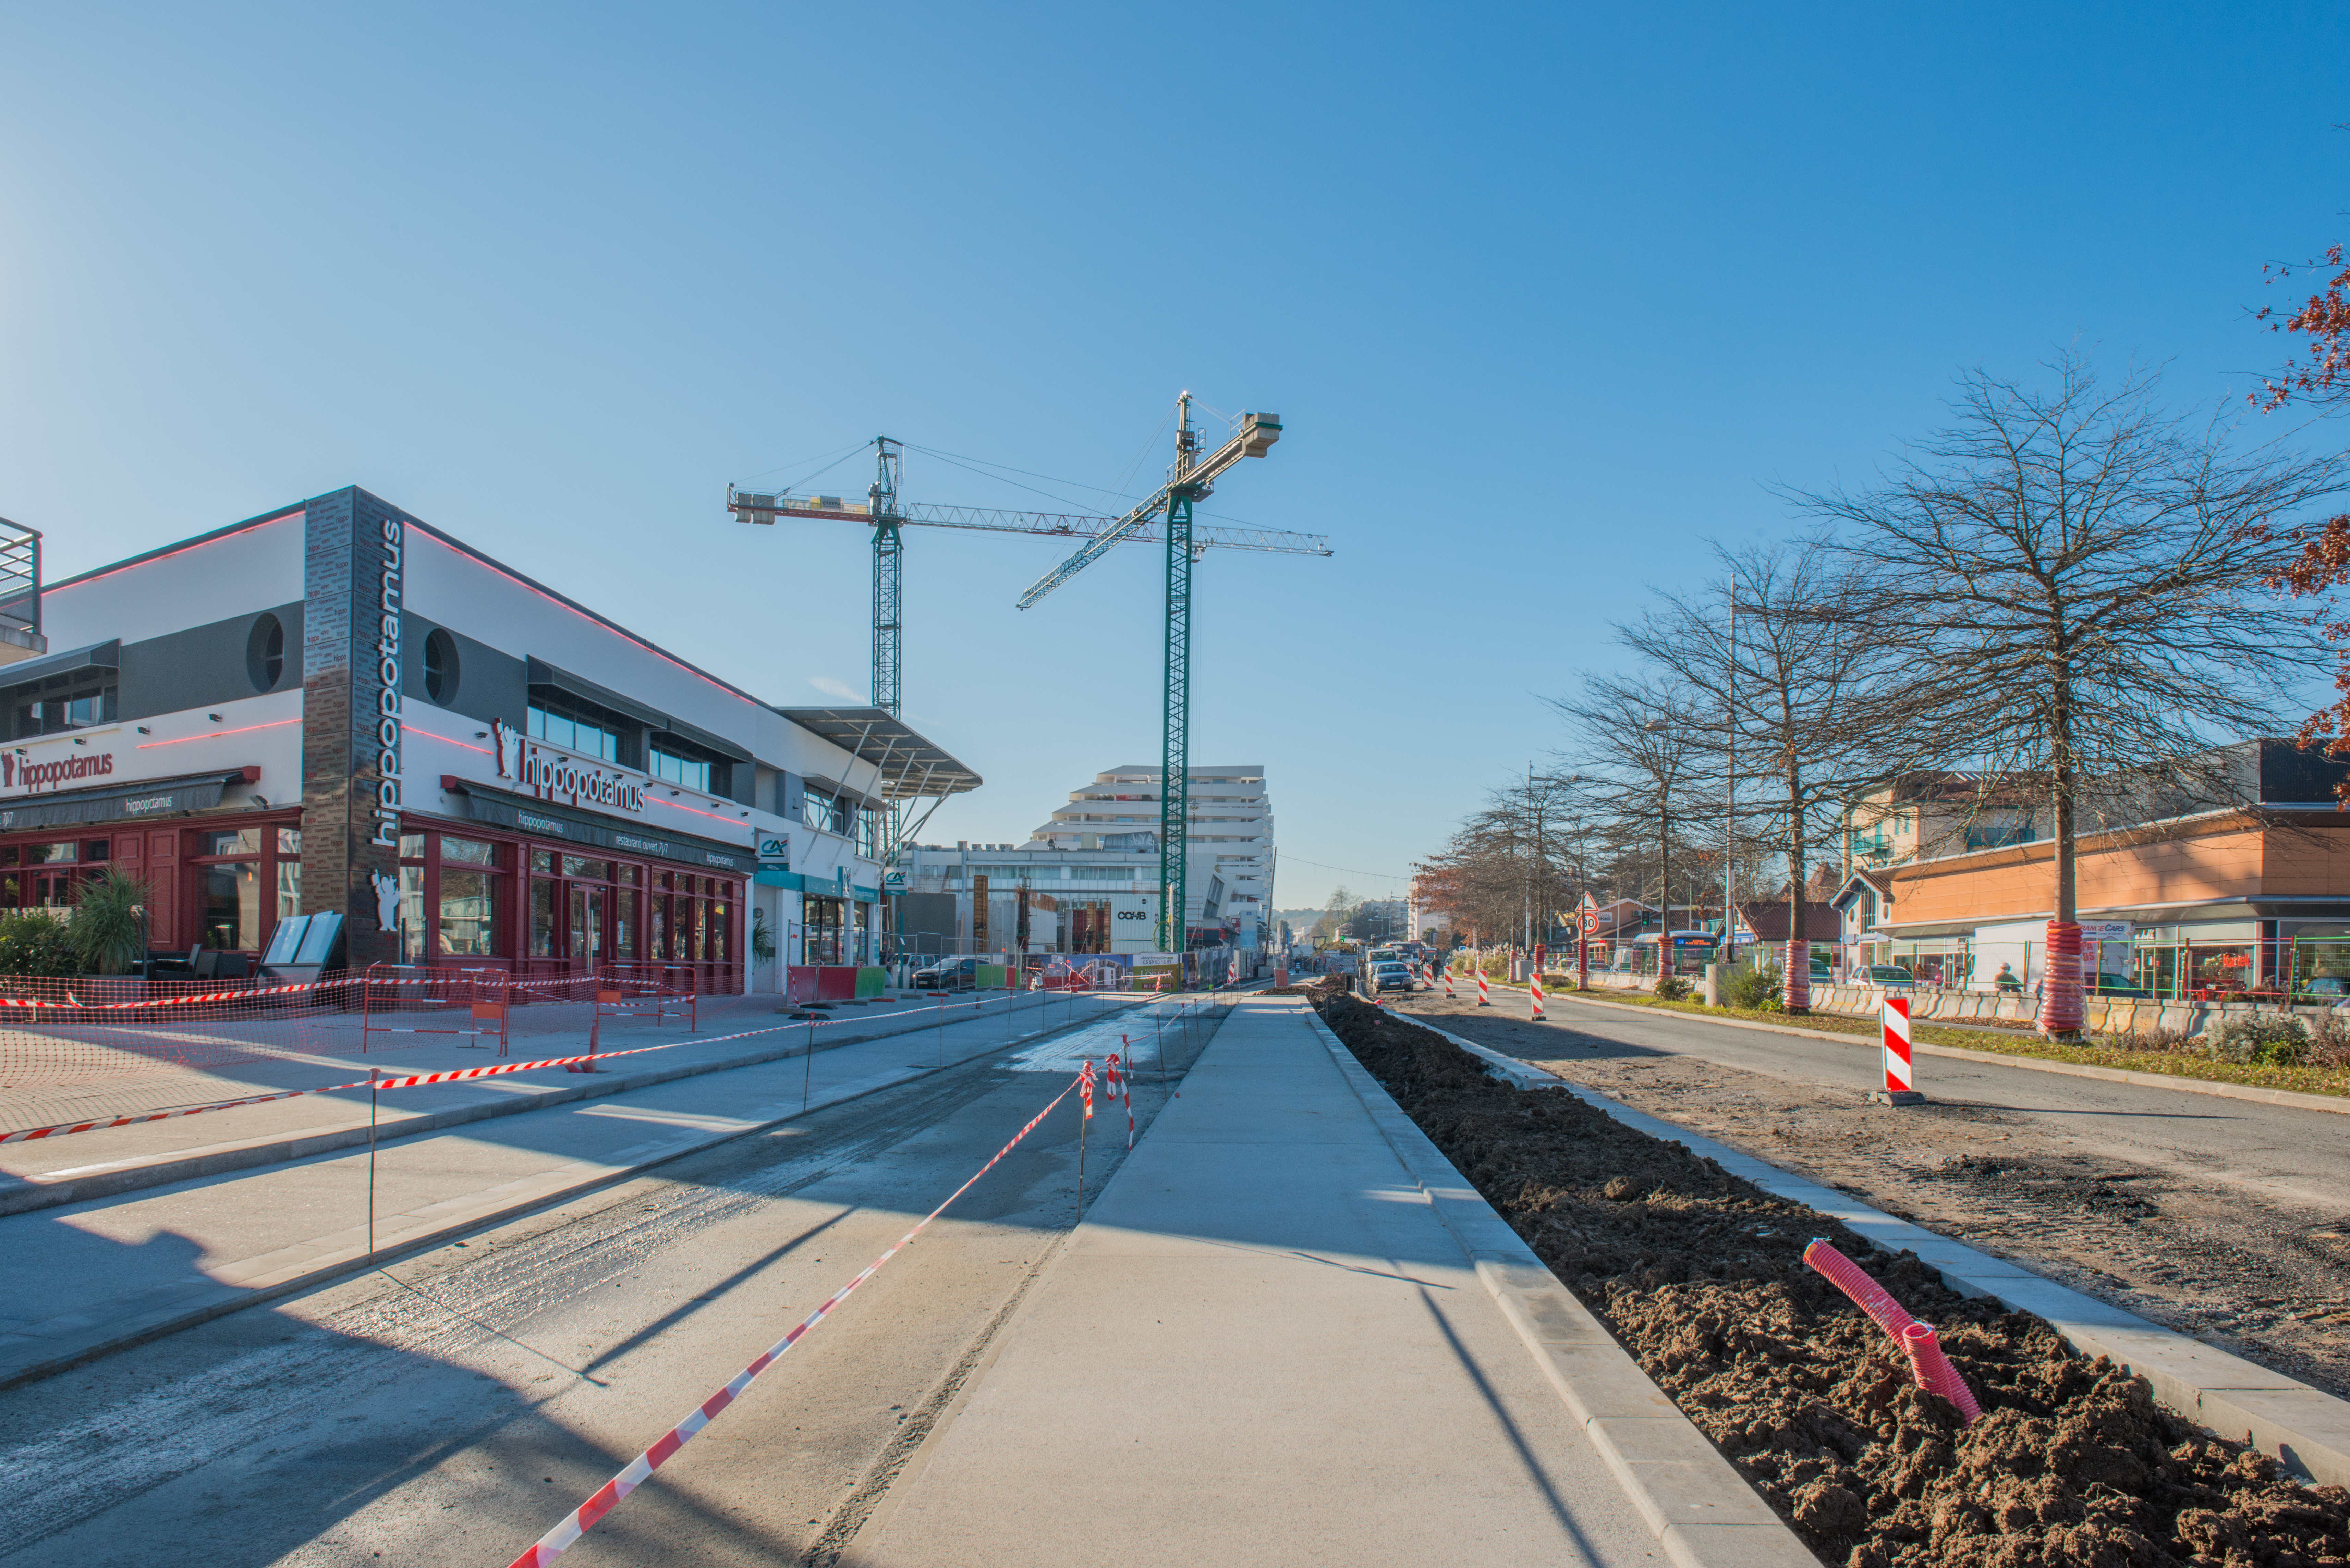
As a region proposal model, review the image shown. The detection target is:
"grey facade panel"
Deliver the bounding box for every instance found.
[119,605,302,720]
[401,614,527,731]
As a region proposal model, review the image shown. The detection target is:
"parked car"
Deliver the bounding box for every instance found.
[1372,961,1418,994]
[2087,973,2152,998]
[1864,964,1916,988]
[912,957,981,991]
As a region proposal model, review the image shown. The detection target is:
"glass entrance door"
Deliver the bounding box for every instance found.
[569,885,606,966]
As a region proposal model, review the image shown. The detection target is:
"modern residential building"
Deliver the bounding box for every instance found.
[1026,763,1274,949]
[9,488,977,992]
[891,840,1161,956]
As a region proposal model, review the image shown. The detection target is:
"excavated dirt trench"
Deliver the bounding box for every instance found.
[1314,993,2350,1568]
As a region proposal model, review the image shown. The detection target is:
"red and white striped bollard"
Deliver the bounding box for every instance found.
[1476,968,1491,1007]
[1877,996,1922,1105]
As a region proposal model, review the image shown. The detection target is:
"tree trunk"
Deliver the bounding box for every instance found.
[2039,668,2084,1036]
[1657,803,1669,987]
[1783,764,1810,1012]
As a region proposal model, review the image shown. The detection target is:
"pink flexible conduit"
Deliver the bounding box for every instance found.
[1803,1239,1982,1424]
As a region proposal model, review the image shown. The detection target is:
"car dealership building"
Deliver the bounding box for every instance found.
[2,488,975,992]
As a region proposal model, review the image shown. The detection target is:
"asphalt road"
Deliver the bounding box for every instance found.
[0,1002,1222,1568]
[1409,987,2350,1207]
[1396,984,2350,1395]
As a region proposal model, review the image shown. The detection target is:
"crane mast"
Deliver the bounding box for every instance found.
[733,401,1303,964]
[1015,395,1286,955]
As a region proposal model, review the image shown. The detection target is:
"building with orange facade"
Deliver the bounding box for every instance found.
[1862,742,2350,1001]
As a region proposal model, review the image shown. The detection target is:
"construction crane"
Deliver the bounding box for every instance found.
[1015,395,1293,953]
[728,430,1326,891]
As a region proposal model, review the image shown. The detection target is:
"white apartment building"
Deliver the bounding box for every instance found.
[1029,764,1274,950]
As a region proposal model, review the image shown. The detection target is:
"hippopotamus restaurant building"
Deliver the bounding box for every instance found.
[5,487,977,992]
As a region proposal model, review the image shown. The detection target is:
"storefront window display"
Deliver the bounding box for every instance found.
[803,895,844,966]
[2188,945,2257,997]
[2292,936,2350,1001]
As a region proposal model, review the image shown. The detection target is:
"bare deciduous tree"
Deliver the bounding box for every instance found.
[1795,354,2343,1034]
[1550,675,1709,977]
[1620,539,1936,1009]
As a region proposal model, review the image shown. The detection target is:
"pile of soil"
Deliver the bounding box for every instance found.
[1314,993,2350,1568]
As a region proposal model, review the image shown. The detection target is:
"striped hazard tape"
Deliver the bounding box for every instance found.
[0,988,1133,1146]
[0,1016,815,1146]
[0,970,638,1015]
[506,1069,1086,1568]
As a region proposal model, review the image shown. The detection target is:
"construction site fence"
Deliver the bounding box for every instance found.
[0,963,715,1091]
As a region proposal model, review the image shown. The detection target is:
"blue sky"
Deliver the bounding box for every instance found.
[2,3,2346,909]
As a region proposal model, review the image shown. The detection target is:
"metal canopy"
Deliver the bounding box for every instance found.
[772,707,981,802]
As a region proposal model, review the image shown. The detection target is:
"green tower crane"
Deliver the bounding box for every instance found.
[730,421,1315,910]
[1015,395,1287,953]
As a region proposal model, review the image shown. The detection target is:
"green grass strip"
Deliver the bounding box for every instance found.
[1546,986,2350,1100]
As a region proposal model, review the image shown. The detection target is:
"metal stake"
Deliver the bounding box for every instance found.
[366,1068,381,1259]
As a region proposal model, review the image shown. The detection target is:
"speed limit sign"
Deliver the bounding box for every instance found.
[1580,910,1599,934]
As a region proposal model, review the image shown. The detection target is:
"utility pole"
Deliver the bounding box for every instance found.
[1523,761,1535,966]
[1724,582,1736,966]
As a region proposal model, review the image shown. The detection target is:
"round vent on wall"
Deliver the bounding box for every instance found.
[246,613,285,692]
[423,628,459,705]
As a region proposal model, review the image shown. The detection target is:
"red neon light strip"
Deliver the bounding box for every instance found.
[650,795,752,830]
[135,718,301,749]
[401,724,494,756]
[46,509,304,595]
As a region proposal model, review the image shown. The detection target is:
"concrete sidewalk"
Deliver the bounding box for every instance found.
[850,995,1722,1568]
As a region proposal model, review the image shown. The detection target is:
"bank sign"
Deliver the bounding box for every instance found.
[490,718,648,815]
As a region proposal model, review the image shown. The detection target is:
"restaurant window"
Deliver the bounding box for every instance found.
[395,835,425,961]
[438,836,501,958]
[277,827,302,923]
[191,828,295,952]
[531,878,558,958]
[649,741,712,794]
[527,700,619,763]
[17,839,107,909]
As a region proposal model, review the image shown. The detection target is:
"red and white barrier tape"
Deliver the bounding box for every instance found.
[0,988,1128,1146]
[0,971,694,1015]
[506,1070,1086,1568]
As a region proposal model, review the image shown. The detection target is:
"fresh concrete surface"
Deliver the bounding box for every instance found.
[0,988,1114,1215]
[1306,1007,1813,1568]
[1429,1019,2350,1493]
[0,992,1165,1389]
[851,997,1691,1568]
[0,1003,1221,1568]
